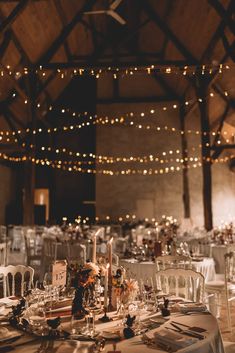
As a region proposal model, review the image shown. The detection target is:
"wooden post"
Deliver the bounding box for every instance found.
[23,72,36,225]
[195,76,213,230]
[179,104,190,218]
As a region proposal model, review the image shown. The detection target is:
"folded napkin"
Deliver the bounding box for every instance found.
[0,327,22,342]
[178,303,207,314]
[154,328,198,350]
[0,298,19,307]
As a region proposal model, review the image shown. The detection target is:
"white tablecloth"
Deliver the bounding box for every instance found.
[120,258,216,284]
[3,309,224,353]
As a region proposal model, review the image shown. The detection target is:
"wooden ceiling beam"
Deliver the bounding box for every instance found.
[36,59,192,70]
[0,30,12,57]
[38,0,97,65]
[201,0,234,61]
[0,0,29,34]
[53,0,72,61]
[210,103,230,159]
[221,34,235,62]
[140,0,198,63]
[208,0,235,36]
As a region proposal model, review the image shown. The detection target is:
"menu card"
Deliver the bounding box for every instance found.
[52,260,67,286]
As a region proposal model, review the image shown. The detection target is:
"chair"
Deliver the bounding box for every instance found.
[0,265,34,297]
[66,243,86,264]
[0,243,7,266]
[40,237,58,280]
[205,249,235,331]
[155,255,192,271]
[156,268,205,303]
[0,226,7,242]
[12,226,24,251]
[24,229,42,266]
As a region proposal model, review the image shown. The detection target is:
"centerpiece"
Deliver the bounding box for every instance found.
[70,262,100,320]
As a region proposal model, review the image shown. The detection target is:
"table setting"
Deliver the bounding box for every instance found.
[0,290,224,353]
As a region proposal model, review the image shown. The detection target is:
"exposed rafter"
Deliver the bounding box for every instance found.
[140,0,197,63]
[0,30,11,57]
[210,103,230,160]
[0,0,29,34]
[208,0,235,36]
[38,0,97,65]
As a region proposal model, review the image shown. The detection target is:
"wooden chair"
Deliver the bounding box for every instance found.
[155,255,192,271]
[156,268,205,303]
[205,249,235,331]
[0,265,34,297]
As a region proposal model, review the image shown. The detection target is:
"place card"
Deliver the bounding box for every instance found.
[52,260,67,286]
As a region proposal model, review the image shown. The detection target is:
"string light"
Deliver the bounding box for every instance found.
[0,152,233,175]
[0,63,232,80]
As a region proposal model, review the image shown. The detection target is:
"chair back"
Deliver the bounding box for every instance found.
[0,226,7,242]
[224,250,235,284]
[156,255,192,271]
[156,268,205,302]
[0,243,6,266]
[66,243,86,264]
[0,265,34,297]
[12,226,24,251]
[24,229,42,266]
[43,237,58,260]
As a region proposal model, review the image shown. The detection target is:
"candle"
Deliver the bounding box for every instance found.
[92,228,101,263]
[150,277,154,290]
[92,232,97,263]
[104,263,109,308]
[107,237,113,278]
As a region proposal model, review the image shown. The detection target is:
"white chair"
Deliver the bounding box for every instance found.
[12,226,24,251]
[156,255,192,271]
[156,268,205,303]
[205,249,235,331]
[0,226,7,242]
[0,243,7,266]
[24,229,42,266]
[0,265,34,297]
[40,237,58,280]
[66,243,86,264]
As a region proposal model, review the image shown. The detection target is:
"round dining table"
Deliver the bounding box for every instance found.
[0,300,224,353]
[120,257,216,285]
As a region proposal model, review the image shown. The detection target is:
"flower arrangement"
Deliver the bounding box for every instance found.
[112,268,139,305]
[70,262,100,320]
[120,279,139,304]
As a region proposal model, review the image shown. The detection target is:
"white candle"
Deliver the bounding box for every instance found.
[92,233,97,263]
[92,229,101,263]
[104,263,109,308]
[108,237,113,278]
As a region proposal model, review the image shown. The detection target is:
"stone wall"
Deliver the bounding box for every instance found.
[96,101,235,227]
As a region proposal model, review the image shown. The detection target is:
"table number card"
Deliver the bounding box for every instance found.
[52,260,67,286]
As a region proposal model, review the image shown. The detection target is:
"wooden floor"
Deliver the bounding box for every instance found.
[6,251,235,344]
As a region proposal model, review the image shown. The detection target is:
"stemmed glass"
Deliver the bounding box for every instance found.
[84,287,102,338]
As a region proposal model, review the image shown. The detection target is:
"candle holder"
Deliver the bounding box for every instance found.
[99,307,113,322]
[107,284,115,312]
